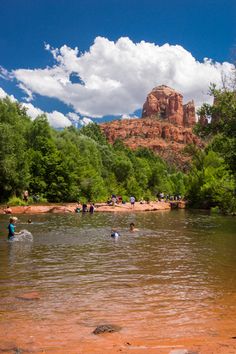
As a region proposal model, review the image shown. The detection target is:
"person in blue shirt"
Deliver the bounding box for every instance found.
[8,217,19,240]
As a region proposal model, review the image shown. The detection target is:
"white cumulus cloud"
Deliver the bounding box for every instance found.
[21,103,72,128]
[121,113,139,120]
[0,87,17,101]
[11,36,236,118]
[0,87,8,98]
[22,102,44,119]
[0,87,72,129]
[46,111,72,129]
[67,112,93,126]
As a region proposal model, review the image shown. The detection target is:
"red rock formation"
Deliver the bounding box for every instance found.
[101,117,203,169]
[183,100,196,127]
[142,85,196,127]
[100,86,202,169]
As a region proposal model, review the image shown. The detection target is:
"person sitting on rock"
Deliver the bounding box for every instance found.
[107,198,112,205]
[111,195,117,206]
[4,205,12,214]
[75,203,81,213]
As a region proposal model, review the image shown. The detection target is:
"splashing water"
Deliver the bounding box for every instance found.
[12,229,33,242]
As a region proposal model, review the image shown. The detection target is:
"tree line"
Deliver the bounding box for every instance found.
[0,97,186,204]
[0,84,235,214]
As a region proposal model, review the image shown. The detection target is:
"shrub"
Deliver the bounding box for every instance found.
[7,196,27,206]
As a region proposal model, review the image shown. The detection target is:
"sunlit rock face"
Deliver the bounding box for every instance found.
[100,86,203,170]
[142,85,196,127]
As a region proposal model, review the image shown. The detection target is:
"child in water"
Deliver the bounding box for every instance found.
[111,228,120,238]
[129,223,139,232]
[7,216,19,240]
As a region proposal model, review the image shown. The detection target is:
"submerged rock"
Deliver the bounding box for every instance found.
[16,292,40,301]
[93,324,121,335]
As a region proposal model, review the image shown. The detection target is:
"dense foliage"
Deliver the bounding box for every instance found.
[188,85,236,213]
[0,97,186,204]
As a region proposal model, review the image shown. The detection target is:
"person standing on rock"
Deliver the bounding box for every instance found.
[82,203,87,213]
[89,203,95,213]
[23,190,29,203]
[130,196,135,208]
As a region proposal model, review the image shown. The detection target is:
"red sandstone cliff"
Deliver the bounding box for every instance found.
[100,86,203,169]
[142,85,196,127]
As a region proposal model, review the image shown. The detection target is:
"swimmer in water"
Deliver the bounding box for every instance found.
[111,228,120,238]
[7,217,20,240]
[129,222,139,232]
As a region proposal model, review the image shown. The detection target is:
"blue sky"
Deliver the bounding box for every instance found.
[0,0,235,127]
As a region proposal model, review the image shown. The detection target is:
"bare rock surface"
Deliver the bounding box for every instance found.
[142,85,196,127]
[101,85,203,169]
[16,292,40,301]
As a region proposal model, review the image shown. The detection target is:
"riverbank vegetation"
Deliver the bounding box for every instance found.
[0,83,235,214]
[0,97,186,204]
[188,84,236,214]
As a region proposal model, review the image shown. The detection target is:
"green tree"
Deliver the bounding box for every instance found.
[0,98,30,201]
[126,176,142,200]
[186,150,236,213]
[195,85,236,138]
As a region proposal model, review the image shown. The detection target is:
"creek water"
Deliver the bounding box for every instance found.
[0,210,236,353]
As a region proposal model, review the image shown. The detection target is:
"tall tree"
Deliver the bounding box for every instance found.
[0,98,30,201]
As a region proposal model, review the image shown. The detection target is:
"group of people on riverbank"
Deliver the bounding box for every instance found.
[158,192,182,202]
[74,203,95,213]
[106,195,137,208]
[75,195,138,212]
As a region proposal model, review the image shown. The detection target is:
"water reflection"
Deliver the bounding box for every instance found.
[0,210,236,343]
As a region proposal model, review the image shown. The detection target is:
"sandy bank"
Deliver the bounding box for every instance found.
[0,201,185,215]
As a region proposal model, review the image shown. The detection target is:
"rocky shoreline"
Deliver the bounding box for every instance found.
[0,201,186,215]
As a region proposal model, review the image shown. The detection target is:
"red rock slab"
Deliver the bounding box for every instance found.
[0,201,183,215]
[2,205,76,214]
[96,201,172,212]
[16,291,41,300]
